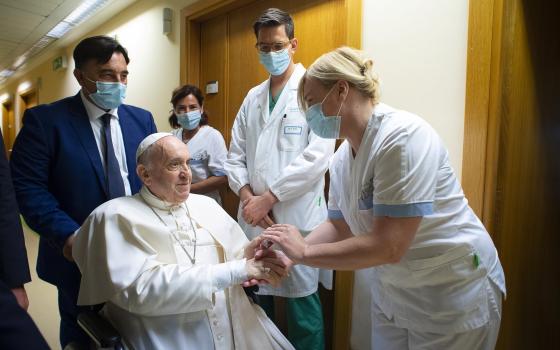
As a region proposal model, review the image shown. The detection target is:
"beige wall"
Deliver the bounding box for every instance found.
[351,2,469,348]
[362,0,469,178]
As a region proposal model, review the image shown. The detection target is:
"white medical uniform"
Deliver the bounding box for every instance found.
[327,103,506,349]
[73,187,294,350]
[225,63,335,297]
[172,126,227,205]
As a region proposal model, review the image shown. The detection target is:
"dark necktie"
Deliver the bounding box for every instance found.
[101,114,126,199]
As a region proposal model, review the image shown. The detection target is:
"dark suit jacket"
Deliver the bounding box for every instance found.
[0,280,49,349]
[10,93,157,297]
[0,132,48,349]
[0,131,30,288]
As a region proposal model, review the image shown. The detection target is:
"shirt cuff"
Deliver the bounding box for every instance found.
[373,202,433,217]
[210,259,248,293]
[228,177,250,196]
[328,209,344,220]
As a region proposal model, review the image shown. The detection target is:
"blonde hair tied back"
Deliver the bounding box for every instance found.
[298,46,380,110]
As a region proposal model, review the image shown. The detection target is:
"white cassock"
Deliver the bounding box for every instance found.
[73,186,294,350]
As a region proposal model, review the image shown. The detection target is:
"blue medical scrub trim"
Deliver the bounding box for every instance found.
[327,209,344,220]
[373,202,433,217]
[212,170,227,176]
[359,195,374,210]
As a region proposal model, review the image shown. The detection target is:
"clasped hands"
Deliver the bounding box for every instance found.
[243,235,293,288]
[240,187,277,229]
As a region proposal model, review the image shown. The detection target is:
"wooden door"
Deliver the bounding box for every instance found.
[2,103,9,152]
[21,90,38,109]
[2,101,15,157]
[462,0,560,348]
[183,1,361,348]
[195,0,352,220]
[18,89,38,135]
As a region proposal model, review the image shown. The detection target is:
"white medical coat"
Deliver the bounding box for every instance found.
[73,187,294,350]
[225,63,335,297]
[327,104,506,348]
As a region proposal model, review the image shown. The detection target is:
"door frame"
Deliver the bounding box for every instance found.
[180,1,362,349]
[1,94,14,153]
[461,0,503,231]
[16,83,38,135]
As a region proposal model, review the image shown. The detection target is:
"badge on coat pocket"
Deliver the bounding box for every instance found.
[284,125,303,135]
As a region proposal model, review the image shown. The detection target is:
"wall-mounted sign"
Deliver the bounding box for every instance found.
[52,56,67,71]
[206,80,218,94]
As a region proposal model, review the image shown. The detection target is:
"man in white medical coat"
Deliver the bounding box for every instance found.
[225,8,334,350]
[72,133,295,350]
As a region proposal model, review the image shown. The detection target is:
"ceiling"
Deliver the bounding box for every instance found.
[0,0,137,82]
[0,0,82,71]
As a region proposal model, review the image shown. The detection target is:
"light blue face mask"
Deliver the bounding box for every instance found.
[259,48,291,76]
[305,85,344,139]
[177,110,202,131]
[85,77,126,110]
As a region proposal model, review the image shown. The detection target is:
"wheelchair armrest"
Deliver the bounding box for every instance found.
[244,285,259,304]
[77,311,122,348]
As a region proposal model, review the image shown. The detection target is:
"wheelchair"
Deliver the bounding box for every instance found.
[75,285,259,349]
[77,311,124,350]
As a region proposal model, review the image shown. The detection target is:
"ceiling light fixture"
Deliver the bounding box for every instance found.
[0,69,16,78]
[1,0,112,83]
[47,0,111,39]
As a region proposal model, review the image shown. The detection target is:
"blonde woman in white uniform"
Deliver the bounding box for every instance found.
[262,47,506,350]
[169,84,228,205]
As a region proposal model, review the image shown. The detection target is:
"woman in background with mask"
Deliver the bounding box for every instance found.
[261,47,506,350]
[168,84,228,205]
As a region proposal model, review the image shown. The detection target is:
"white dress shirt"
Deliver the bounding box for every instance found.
[80,90,131,195]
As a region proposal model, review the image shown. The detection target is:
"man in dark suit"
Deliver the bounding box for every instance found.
[10,35,157,348]
[0,131,49,349]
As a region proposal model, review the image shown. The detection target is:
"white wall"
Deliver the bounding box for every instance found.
[100,0,195,130]
[362,0,469,178]
[352,2,469,349]
[86,0,199,130]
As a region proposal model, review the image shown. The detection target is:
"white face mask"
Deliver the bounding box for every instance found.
[176,110,202,130]
[258,48,291,76]
[84,76,126,110]
[305,84,344,139]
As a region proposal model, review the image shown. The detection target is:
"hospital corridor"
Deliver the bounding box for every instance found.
[0,0,558,349]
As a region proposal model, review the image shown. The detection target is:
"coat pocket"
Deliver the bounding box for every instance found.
[278,117,305,152]
[403,245,490,332]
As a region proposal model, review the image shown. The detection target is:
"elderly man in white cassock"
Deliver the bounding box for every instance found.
[72,132,295,350]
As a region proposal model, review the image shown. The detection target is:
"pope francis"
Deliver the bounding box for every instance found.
[72,133,294,350]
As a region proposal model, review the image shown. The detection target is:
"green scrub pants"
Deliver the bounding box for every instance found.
[258,292,325,350]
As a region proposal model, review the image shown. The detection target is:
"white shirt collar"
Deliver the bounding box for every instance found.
[80,89,119,122]
[140,186,185,210]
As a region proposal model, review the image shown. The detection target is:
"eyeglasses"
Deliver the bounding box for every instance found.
[255,40,291,53]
